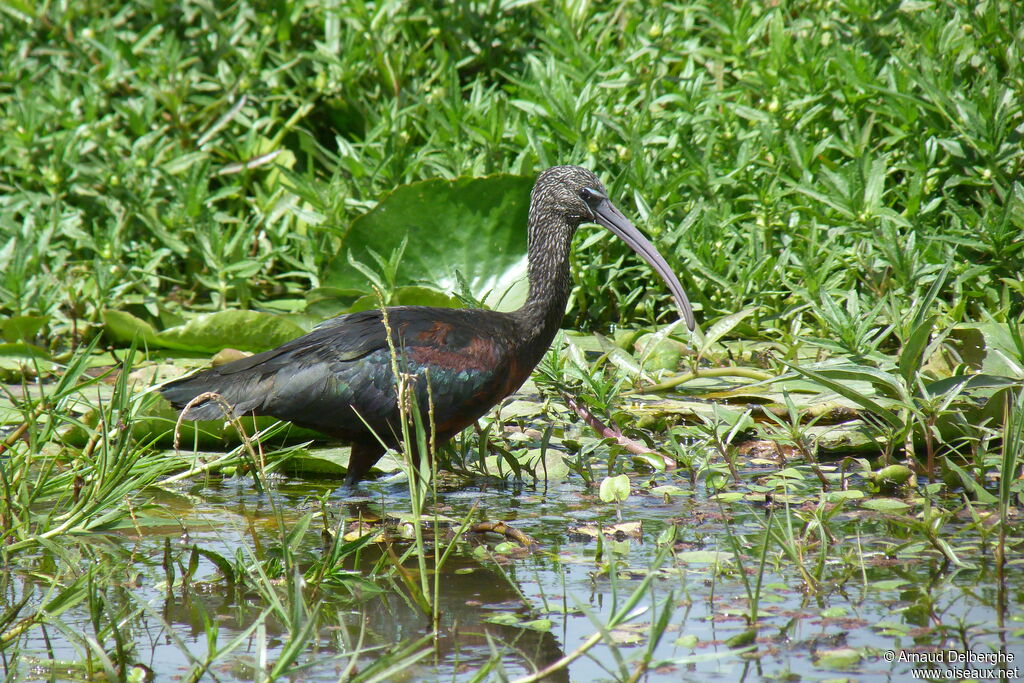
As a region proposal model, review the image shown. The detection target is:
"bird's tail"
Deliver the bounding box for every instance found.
[158,368,266,421]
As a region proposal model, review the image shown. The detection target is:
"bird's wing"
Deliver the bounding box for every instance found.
[159,307,519,442]
[215,309,388,374]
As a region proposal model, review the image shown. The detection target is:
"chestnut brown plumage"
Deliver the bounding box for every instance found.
[160,166,695,483]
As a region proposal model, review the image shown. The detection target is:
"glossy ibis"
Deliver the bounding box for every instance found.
[160,166,695,483]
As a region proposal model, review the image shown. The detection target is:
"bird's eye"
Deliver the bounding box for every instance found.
[579,187,601,202]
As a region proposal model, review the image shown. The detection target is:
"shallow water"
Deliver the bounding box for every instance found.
[8,456,1023,682]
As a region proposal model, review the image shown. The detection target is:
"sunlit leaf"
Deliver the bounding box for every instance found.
[1,315,49,342]
[156,310,306,353]
[322,174,532,311]
[814,647,862,669]
[347,286,461,313]
[860,498,911,512]
[0,342,50,360]
[868,465,911,488]
[103,309,161,347]
[699,307,757,355]
[599,473,631,503]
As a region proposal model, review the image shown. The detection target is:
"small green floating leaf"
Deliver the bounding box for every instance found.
[872,619,910,635]
[483,613,550,631]
[499,399,548,419]
[524,448,571,480]
[649,485,691,498]
[675,550,730,564]
[827,490,866,502]
[814,647,862,669]
[608,627,644,645]
[484,613,520,626]
[599,474,631,503]
[712,492,744,503]
[520,619,553,632]
[725,629,757,648]
[871,580,910,591]
[674,634,699,648]
[821,606,849,619]
[871,464,913,486]
[772,467,806,480]
[860,498,911,512]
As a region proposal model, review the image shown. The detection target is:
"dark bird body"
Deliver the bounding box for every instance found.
[160,166,695,483]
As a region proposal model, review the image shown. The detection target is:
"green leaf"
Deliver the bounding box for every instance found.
[675,550,730,564]
[943,460,998,504]
[699,306,757,354]
[871,464,914,486]
[674,634,699,648]
[103,309,161,347]
[899,315,937,383]
[725,629,757,648]
[322,174,533,310]
[860,498,911,512]
[923,373,1021,398]
[2,315,49,342]
[826,489,866,502]
[911,260,951,332]
[519,619,553,632]
[484,613,523,626]
[156,310,306,353]
[649,485,691,498]
[599,474,631,503]
[0,342,50,360]
[814,647,862,669]
[281,446,404,477]
[948,323,1024,378]
[525,448,570,480]
[347,286,460,313]
[871,580,909,591]
[771,467,806,480]
[635,329,685,372]
[191,546,236,585]
[780,361,904,430]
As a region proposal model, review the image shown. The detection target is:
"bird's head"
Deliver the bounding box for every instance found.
[529,165,607,228]
[528,165,696,331]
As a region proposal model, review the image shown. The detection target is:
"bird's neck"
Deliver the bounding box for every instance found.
[511,213,574,362]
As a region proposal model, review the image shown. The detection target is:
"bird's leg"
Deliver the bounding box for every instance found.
[344,441,386,486]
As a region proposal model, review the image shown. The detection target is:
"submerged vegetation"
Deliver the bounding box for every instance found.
[1,0,1022,680]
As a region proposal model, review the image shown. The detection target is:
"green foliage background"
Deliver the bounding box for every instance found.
[1,0,1021,347]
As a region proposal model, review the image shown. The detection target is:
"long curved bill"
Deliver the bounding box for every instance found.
[587,193,696,331]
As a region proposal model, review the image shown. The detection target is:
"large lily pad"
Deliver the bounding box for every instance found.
[947,323,1024,378]
[104,309,306,354]
[322,174,533,311]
